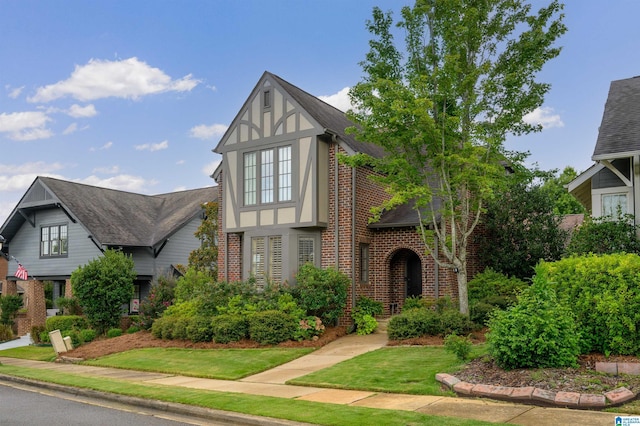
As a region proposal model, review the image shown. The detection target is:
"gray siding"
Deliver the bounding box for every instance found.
[7,208,102,278]
[155,216,202,273]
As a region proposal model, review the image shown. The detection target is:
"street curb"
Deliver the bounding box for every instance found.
[0,373,314,426]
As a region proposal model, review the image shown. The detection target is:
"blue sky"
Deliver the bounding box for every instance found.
[1,1,639,224]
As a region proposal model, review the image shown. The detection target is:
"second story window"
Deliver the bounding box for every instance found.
[41,224,68,257]
[243,145,292,206]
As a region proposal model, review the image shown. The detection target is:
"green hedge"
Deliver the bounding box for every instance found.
[211,314,249,343]
[539,253,640,355]
[45,315,88,332]
[487,272,580,369]
[388,307,475,340]
[248,310,297,345]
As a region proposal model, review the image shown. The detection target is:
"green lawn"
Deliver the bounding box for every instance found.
[82,347,314,379]
[0,365,502,426]
[289,345,487,395]
[0,345,57,361]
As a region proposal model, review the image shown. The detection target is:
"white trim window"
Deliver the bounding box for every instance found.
[243,145,292,206]
[602,193,628,217]
[41,224,68,257]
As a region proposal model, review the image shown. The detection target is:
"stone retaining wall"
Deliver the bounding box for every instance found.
[436,373,636,409]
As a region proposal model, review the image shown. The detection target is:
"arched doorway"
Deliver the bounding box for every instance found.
[388,248,423,312]
[406,252,422,298]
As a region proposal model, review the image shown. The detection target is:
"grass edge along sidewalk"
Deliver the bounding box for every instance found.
[0,366,497,426]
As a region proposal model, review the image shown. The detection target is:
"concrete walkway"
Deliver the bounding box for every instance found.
[0,331,635,425]
[0,333,31,350]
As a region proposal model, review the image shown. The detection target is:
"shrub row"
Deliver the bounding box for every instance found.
[388,306,475,340]
[152,310,302,345]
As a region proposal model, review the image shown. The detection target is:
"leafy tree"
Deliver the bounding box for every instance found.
[541,166,586,215]
[481,170,567,279]
[71,249,137,334]
[345,0,566,314]
[188,201,218,279]
[0,295,23,326]
[565,214,640,256]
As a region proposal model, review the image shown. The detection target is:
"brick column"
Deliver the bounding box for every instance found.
[25,280,46,330]
[3,280,17,295]
[65,279,73,297]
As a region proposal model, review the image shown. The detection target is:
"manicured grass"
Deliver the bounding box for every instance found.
[82,347,315,379]
[0,365,500,426]
[289,345,487,395]
[0,345,57,361]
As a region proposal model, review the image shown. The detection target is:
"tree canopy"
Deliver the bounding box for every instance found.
[346,0,566,314]
[188,201,218,279]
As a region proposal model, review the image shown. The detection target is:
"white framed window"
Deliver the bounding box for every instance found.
[251,236,282,289]
[298,236,315,268]
[41,224,68,257]
[243,145,292,206]
[244,152,257,206]
[602,193,628,217]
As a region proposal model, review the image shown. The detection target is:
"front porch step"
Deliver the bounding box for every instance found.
[376,318,390,334]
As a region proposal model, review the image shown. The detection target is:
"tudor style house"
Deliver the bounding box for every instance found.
[214,72,482,319]
[568,76,640,221]
[0,176,216,333]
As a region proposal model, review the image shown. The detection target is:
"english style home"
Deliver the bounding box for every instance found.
[0,176,216,334]
[568,76,640,222]
[214,72,483,319]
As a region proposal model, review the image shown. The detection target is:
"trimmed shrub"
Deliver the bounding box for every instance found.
[468,269,527,325]
[127,325,140,334]
[487,272,580,369]
[0,324,13,341]
[79,329,97,343]
[45,315,88,332]
[388,305,475,340]
[187,316,214,343]
[444,334,473,361]
[211,314,249,343]
[248,310,297,345]
[171,317,190,340]
[402,296,430,312]
[294,264,348,326]
[151,316,172,339]
[39,331,50,343]
[107,328,123,338]
[566,214,640,256]
[539,253,640,355]
[352,296,383,335]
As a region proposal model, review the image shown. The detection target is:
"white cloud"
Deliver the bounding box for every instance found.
[176,159,185,165]
[79,174,158,193]
[173,185,187,191]
[90,141,113,151]
[92,165,120,174]
[0,172,65,192]
[189,123,227,140]
[134,140,169,151]
[202,159,221,176]
[0,161,65,175]
[28,57,200,103]
[523,107,564,129]
[67,104,97,118]
[6,85,24,99]
[319,87,352,112]
[0,111,53,141]
[63,123,77,135]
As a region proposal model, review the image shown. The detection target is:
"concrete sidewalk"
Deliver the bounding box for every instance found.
[0,332,634,425]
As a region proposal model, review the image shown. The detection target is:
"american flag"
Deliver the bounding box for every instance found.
[15,264,28,281]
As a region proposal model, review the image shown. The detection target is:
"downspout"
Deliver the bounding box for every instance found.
[634,155,640,237]
[434,234,439,299]
[332,138,340,268]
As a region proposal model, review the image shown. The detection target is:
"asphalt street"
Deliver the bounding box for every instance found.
[0,381,226,425]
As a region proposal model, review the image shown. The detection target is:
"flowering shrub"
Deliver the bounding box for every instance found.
[138,275,177,329]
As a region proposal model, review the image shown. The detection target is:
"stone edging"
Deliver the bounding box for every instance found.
[436,373,636,409]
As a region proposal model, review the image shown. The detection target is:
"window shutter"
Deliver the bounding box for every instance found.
[269,236,282,283]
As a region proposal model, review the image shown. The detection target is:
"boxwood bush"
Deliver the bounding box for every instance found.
[211,314,249,343]
[539,253,640,355]
[45,315,88,332]
[487,272,580,369]
[388,305,475,340]
[248,310,297,345]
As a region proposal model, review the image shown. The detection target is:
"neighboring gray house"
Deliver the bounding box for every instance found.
[569,76,640,222]
[0,176,216,314]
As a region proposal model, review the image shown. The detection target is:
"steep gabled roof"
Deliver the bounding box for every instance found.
[593,76,640,160]
[0,177,216,248]
[214,72,386,159]
[268,73,386,159]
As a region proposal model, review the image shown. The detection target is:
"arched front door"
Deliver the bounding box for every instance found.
[406,252,422,298]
